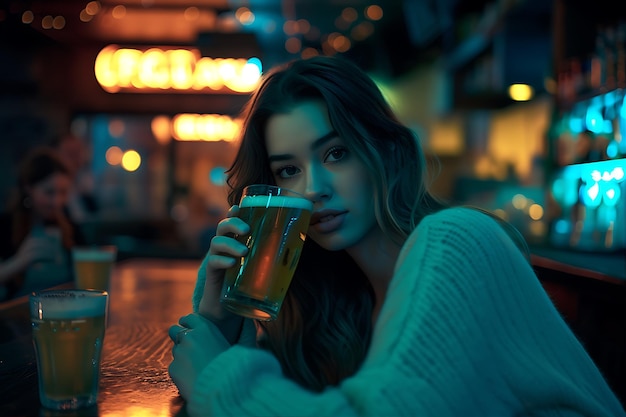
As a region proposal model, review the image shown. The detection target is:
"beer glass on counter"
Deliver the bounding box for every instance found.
[221,184,313,321]
[29,289,109,410]
[72,246,117,291]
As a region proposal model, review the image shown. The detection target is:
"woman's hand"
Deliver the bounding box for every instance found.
[16,236,57,267]
[168,313,230,400]
[198,205,251,344]
[0,236,57,283]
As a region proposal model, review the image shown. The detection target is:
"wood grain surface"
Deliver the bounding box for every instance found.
[0,258,201,417]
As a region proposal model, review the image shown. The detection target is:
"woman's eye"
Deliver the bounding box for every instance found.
[325,146,348,162]
[275,165,299,179]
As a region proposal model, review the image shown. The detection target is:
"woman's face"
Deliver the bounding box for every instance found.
[27,172,71,220]
[265,100,379,251]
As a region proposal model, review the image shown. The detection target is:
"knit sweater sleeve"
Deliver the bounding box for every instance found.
[185,207,625,417]
[191,252,208,313]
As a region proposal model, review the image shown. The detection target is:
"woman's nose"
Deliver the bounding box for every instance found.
[305,189,328,203]
[303,168,331,203]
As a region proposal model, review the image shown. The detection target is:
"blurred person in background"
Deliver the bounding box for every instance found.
[168,56,624,416]
[50,133,99,223]
[0,147,85,301]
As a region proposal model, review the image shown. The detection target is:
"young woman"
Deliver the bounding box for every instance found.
[0,147,84,300]
[168,56,624,416]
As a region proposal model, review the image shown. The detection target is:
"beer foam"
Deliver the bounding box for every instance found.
[240,194,313,210]
[30,291,108,320]
[72,248,116,262]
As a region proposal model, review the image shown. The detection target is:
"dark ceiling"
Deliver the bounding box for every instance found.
[0,0,413,75]
[4,0,625,78]
[7,0,624,105]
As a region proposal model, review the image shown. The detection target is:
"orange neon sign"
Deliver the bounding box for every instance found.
[94,45,262,94]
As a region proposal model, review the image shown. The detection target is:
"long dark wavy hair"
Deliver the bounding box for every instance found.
[257,239,375,392]
[225,55,528,391]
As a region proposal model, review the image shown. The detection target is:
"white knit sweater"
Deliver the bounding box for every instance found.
[188,207,625,416]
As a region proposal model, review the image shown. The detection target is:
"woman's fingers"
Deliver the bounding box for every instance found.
[214,206,247,235]
[208,235,248,257]
[207,205,249,259]
[179,313,209,329]
[197,204,248,329]
[168,324,186,343]
[168,314,207,345]
[169,314,210,345]
[226,205,240,218]
[170,314,232,347]
[206,254,237,269]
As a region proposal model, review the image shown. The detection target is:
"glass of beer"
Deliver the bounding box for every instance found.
[30,289,109,410]
[72,246,117,291]
[220,184,313,321]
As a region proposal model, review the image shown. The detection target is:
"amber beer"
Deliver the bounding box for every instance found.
[72,246,117,291]
[221,185,313,321]
[30,289,108,410]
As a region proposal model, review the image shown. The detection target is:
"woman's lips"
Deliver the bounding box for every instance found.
[310,211,347,234]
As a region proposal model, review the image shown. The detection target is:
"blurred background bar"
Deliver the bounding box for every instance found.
[1,0,626,405]
[0,0,625,262]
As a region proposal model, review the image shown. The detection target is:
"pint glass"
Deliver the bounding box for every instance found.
[221,185,313,321]
[72,246,117,291]
[30,289,108,410]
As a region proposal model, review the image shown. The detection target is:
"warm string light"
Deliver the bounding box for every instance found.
[508,84,534,101]
[105,146,141,172]
[17,1,102,28]
[492,193,547,239]
[280,3,385,58]
[11,1,386,59]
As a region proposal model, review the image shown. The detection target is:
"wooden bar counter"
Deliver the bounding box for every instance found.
[0,258,201,417]
[2,251,624,414]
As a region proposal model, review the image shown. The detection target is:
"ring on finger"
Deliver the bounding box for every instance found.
[175,328,191,344]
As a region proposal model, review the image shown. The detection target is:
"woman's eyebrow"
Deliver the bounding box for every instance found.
[310,130,338,150]
[268,130,338,163]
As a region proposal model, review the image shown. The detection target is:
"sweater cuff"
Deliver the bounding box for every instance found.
[186,345,281,416]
